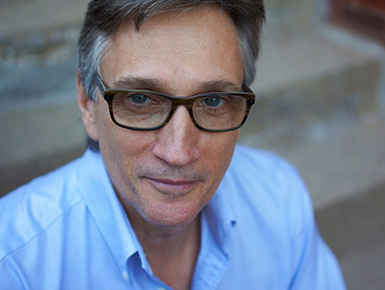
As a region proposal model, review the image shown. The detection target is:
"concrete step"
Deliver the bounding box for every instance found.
[253,111,385,210]
[316,179,385,290]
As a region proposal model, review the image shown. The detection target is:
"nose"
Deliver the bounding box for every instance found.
[152,106,201,167]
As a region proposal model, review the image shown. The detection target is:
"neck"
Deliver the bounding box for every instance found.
[123,202,201,290]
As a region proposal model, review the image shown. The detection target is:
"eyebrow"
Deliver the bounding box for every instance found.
[200,80,241,92]
[113,76,241,94]
[114,76,164,91]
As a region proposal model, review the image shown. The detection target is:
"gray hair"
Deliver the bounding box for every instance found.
[77,0,265,150]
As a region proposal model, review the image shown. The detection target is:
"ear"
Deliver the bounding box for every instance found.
[76,71,99,142]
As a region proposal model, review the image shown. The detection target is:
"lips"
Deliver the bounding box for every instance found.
[143,177,200,196]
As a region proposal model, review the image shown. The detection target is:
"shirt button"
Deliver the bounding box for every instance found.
[122,271,129,281]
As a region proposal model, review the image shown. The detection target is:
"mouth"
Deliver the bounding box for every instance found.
[143,177,200,197]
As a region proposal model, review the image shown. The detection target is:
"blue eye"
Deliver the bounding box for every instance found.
[130,94,149,104]
[204,97,223,107]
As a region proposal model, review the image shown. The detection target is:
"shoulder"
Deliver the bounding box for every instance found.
[225,144,304,199]
[222,145,312,233]
[216,146,346,289]
[231,144,297,173]
[0,155,86,262]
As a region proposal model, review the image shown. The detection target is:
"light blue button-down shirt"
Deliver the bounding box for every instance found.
[0,145,345,290]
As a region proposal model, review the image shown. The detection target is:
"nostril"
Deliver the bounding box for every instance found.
[152,141,201,167]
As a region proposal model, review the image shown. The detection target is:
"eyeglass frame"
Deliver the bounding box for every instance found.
[93,73,256,132]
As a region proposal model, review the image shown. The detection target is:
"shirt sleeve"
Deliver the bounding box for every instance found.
[282,164,346,290]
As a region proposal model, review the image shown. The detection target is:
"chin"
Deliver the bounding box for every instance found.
[142,200,203,228]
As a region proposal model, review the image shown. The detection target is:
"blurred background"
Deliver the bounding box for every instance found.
[0,0,384,288]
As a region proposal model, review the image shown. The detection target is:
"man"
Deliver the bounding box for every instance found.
[0,0,345,289]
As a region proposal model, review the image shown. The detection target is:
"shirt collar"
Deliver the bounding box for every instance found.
[76,149,141,271]
[203,178,237,256]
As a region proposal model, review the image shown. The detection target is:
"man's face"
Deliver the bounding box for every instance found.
[82,6,244,227]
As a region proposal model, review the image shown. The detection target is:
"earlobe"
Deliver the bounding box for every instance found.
[76,71,99,141]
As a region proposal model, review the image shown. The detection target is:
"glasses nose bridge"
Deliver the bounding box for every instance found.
[166,97,199,128]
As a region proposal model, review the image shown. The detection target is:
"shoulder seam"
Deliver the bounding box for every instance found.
[0,198,84,262]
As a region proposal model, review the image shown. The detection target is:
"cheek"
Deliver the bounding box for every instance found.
[96,99,146,151]
[209,131,238,155]
[100,129,154,171]
[94,103,155,177]
[203,132,238,177]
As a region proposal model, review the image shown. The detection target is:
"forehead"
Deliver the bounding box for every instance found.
[100,6,244,93]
